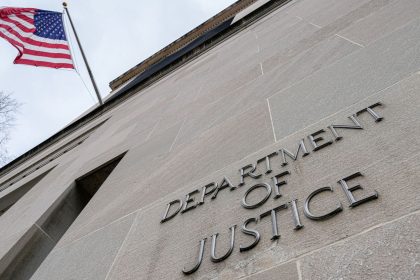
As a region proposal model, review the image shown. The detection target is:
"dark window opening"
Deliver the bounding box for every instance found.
[0,153,126,280]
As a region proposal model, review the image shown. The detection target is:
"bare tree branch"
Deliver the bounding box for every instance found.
[0,92,20,165]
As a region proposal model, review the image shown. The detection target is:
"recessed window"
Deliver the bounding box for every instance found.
[0,153,126,280]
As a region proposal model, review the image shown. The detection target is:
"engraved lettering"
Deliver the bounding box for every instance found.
[199,182,217,205]
[338,172,378,208]
[182,238,206,275]
[260,204,288,240]
[239,164,262,186]
[241,183,272,209]
[211,225,236,262]
[289,199,303,230]
[181,189,200,213]
[328,115,363,141]
[161,199,183,223]
[239,217,260,252]
[279,139,309,166]
[308,129,333,151]
[272,171,290,199]
[257,152,278,174]
[356,102,383,122]
[304,187,343,220]
[212,176,236,199]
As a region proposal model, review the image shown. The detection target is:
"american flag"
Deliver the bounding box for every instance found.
[0,7,74,69]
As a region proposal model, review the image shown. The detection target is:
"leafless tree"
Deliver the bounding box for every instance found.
[0,92,19,165]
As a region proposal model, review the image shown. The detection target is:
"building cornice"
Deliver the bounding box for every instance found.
[109,0,257,90]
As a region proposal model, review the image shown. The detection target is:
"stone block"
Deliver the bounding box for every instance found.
[257,34,359,97]
[0,225,55,280]
[277,0,396,64]
[256,19,319,62]
[338,0,420,46]
[241,261,299,280]
[285,0,371,27]
[261,33,359,75]
[31,213,135,280]
[300,212,420,280]
[250,9,300,38]
[268,17,420,140]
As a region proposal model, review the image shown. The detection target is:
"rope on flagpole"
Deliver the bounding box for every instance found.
[77,72,97,103]
[62,2,103,105]
[62,7,96,103]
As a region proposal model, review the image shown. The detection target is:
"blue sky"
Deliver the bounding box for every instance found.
[0,0,236,164]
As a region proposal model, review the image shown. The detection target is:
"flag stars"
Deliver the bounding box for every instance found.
[34,10,66,40]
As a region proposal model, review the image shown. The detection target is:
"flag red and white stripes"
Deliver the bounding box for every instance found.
[0,7,74,69]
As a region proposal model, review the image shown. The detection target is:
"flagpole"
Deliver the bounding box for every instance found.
[62,2,103,105]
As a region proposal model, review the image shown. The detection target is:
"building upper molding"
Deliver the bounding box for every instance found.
[109,0,257,91]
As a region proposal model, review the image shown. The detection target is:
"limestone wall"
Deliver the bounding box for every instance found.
[1,0,419,279]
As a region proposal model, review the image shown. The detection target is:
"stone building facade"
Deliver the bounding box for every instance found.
[0,0,419,279]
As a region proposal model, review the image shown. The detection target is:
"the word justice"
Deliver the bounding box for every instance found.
[181,172,378,274]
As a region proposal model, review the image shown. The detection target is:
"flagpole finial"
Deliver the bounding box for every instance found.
[62,2,68,8]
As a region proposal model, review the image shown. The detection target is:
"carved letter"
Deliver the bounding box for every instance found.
[327,115,363,141]
[211,225,236,262]
[356,102,383,122]
[181,189,200,213]
[338,172,378,208]
[272,171,290,199]
[304,187,343,220]
[240,218,260,252]
[198,182,217,205]
[279,139,309,166]
[256,152,278,174]
[260,204,288,240]
[239,164,262,186]
[241,183,272,209]
[289,199,304,230]
[308,129,333,151]
[182,238,206,275]
[212,176,236,199]
[161,199,183,223]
